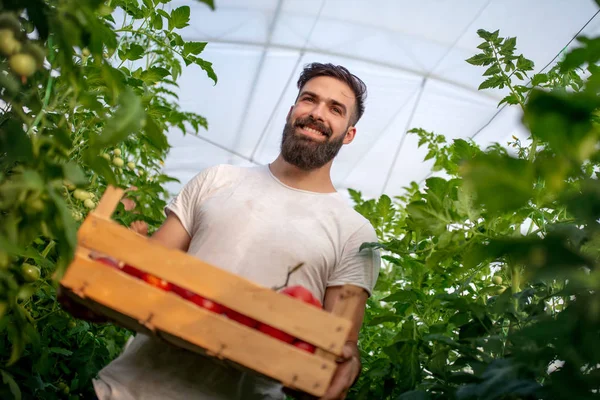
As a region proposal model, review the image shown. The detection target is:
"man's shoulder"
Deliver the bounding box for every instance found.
[327,194,377,238]
[192,163,263,184]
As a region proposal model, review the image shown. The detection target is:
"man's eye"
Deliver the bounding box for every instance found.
[332,107,341,114]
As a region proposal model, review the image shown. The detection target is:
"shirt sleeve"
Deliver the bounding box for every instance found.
[164,166,217,237]
[327,221,381,296]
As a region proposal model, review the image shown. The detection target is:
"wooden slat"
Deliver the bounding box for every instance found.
[73,214,351,355]
[61,256,335,397]
[94,185,124,218]
[315,285,366,362]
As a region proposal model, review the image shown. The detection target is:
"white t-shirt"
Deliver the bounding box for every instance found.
[93,164,381,400]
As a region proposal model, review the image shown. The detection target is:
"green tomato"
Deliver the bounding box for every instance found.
[68,320,77,329]
[73,189,91,201]
[113,148,121,156]
[9,53,37,77]
[82,47,90,57]
[112,157,124,167]
[127,161,135,170]
[0,29,21,56]
[21,263,41,282]
[101,153,111,161]
[492,276,503,285]
[84,199,96,209]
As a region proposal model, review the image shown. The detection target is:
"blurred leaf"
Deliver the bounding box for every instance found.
[90,89,143,149]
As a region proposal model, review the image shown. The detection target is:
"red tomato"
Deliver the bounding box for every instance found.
[122,264,145,279]
[225,309,258,328]
[294,341,316,354]
[95,257,119,269]
[143,274,172,291]
[171,284,195,299]
[258,323,295,343]
[281,285,322,308]
[189,294,225,314]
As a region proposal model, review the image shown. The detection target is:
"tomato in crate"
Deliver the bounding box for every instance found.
[143,273,172,291]
[293,341,316,354]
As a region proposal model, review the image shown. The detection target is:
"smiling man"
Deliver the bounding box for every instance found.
[91,63,381,400]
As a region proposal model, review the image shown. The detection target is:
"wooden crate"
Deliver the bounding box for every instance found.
[59,186,363,397]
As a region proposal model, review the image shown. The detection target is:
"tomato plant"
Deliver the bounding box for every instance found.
[347,28,600,400]
[0,0,217,398]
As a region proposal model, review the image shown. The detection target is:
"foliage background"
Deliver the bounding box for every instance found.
[0,0,216,398]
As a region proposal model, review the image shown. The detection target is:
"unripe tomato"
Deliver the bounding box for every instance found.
[127,161,135,170]
[112,157,124,167]
[113,148,121,156]
[21,263,41,282]
[9,53,37,77]
[101,153,110,160]
[84,199,95,209]
[0,29,20,56]
[73,189,91,201]
[492,276,503,285]
[82,47,90,57]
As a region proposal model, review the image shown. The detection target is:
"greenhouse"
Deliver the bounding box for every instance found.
[1,1,599,399]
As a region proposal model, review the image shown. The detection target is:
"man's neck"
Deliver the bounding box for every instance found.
[269,155,337,193]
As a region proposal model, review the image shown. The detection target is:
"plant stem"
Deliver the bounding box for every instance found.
[27,37,55,136]
[490,43,526,110]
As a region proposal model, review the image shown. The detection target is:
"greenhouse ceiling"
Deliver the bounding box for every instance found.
[159,0,600,201]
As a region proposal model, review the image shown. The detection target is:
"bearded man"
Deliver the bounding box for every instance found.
[88,62,381,400]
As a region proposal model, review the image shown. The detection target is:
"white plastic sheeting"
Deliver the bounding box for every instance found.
[160,0,600,200]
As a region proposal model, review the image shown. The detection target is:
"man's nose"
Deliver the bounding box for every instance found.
[309,102,326,121]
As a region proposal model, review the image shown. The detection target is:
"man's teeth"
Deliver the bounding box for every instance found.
[303,126,325,136]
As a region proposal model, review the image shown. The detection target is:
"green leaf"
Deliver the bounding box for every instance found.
[91,89,144,149]
[523,90,600,161]
[516,55,535,71]
[397,390,431,400]
[194,0,215,10]
[118,43,144,61]
[61,163,87,186]
[482,64,501,76]
[461,153,535,214]
[0,118,33,164]
[169,6,190,30]
[498,93,520,107]
[0,370,21,400]
[466,53,494,66]
[382,289,418,303]
[531,73,549,87]
[140,67,170,85]
[193,57,218,84]
[183,41,207,56]
[48,347,73,356]
[143,117,169,151]
[478,76,504,90]
[151,13,163,30]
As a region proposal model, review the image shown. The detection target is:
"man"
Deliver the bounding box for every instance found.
[89,62,381,399]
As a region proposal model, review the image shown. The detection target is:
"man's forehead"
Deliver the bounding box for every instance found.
[300,76,355,107]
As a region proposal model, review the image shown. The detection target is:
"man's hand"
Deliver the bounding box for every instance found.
[320,341,361,400]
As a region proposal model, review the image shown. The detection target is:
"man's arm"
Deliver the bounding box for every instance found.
[320,285,369,400]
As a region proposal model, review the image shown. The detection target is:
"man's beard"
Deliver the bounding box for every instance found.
[280,116,346,171]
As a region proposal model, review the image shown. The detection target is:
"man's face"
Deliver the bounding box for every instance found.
[280,76,357,170]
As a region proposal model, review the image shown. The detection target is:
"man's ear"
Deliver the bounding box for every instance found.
[344,126,357,145]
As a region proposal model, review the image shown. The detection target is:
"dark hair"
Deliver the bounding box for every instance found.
[296,62,367,126]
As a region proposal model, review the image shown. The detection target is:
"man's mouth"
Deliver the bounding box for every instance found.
[295,123,330,138]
